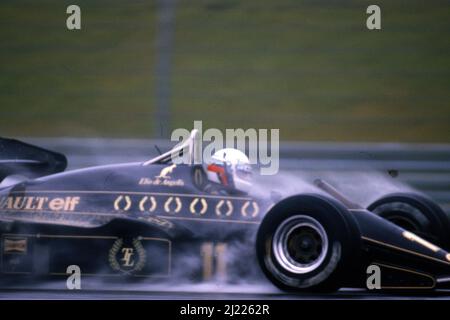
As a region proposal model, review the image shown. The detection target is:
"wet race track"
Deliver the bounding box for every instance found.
[1,281,450,300]
[2,289,450,300]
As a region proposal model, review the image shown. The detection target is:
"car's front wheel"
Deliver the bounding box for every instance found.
[256,194,361,292]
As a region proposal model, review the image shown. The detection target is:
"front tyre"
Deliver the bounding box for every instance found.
[256,194,361,292]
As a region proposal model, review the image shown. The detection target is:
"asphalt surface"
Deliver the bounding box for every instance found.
[1,281,450,300]
[2,288,450,300]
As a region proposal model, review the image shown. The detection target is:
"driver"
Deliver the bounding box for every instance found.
[204,148,253,195]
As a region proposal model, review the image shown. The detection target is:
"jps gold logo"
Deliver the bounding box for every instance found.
[121,247,135,267]
[109,238,146,274]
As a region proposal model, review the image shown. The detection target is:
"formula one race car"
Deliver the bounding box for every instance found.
[1,130,450,292]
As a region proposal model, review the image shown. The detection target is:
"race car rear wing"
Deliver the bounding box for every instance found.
[0,137,67,182]
[143,129,202,166]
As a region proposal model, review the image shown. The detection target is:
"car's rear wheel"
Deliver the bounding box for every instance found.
[367,193,450,250]
[256,194,361,292]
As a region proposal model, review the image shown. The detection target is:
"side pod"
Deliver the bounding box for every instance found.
[352,209,450,289]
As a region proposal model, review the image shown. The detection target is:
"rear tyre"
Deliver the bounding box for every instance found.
[256,194,361,292]
[367,193,450,250]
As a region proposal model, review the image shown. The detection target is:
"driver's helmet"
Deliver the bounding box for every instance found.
[206,148,252,193]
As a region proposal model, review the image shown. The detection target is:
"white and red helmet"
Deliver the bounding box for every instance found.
[206,148,252,193]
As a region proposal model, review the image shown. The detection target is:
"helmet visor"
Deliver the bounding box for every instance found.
[235,163,253,181]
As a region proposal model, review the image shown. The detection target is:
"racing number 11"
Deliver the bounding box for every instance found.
[201,242,227,281]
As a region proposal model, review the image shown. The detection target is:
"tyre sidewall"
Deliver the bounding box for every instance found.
[257,194,361,291]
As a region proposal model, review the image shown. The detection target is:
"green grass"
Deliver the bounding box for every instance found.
[0,0,449,142]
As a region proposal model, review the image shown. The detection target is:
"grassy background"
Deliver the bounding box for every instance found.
[0,0,449,142]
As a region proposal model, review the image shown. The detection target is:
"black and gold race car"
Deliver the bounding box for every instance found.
[1,130,450,292]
